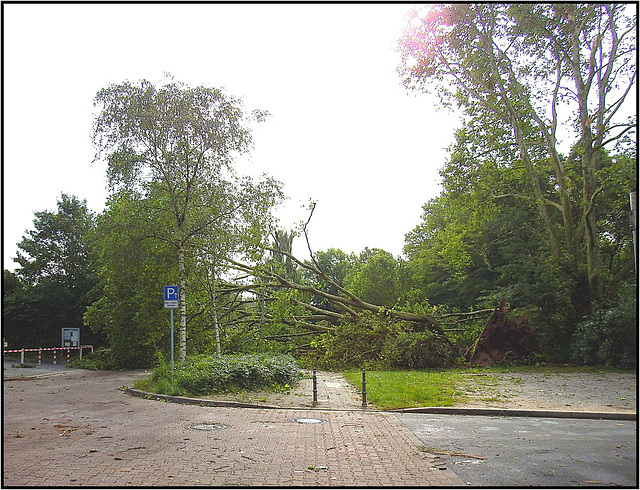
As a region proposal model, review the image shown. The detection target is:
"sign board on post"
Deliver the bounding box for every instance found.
[164,286,179,308]
[62,328,80,348]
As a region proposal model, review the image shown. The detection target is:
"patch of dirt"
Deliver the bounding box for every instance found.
[453,371,636,413]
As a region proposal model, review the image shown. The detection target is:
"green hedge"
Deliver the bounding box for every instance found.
[148,353,301,396]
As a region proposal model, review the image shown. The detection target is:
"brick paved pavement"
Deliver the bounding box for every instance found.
[3,370,464,486]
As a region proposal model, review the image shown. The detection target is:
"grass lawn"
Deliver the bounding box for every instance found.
[342,369,466,410]
[342,366,631,410]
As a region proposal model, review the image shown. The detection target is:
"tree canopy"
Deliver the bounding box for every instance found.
[398,3,636,312]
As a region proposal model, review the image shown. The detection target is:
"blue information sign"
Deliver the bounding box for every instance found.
[164,286,179,308]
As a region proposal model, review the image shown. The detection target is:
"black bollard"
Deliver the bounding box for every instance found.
[312,369,318,406]
[361,369,368,408]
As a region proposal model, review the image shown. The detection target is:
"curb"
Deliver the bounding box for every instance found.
[124,387,636,420]
[125,387,378,412]
[125,387,282,409]
[393,406,637,421]
[3,371,74,381]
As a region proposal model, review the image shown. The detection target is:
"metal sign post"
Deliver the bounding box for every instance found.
[164,286,179,371]
[170,308,174,372]
[630,188,637,274]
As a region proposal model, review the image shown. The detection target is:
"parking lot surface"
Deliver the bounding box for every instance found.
[3,370,463,486]
[398,413,637,487]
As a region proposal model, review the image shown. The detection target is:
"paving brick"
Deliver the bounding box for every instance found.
[3,370,463,486]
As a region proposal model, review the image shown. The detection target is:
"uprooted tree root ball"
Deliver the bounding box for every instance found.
[467,298,539,366]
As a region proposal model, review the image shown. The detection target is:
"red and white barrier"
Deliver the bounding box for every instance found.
[3,346,94,365]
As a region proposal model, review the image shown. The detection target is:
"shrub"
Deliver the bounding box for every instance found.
[67,348,117,370]
[571,285,637,369]
[148,353,301,396]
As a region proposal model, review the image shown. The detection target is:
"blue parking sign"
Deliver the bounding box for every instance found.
[164,286,179,308]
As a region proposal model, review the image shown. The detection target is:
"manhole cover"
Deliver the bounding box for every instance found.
[187,422,230,431]
[291,418,327,424]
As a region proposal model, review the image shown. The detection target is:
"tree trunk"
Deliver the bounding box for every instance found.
[565,4,603,304]
[225,253,444,335]
[582,155,602,303]
[177,245,187,364]
[479,27,564,263]
[211,286,221,356]
[514,128,564,262]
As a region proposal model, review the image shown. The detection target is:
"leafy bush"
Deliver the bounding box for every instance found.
[571,286,637,369]
[147,353,301,396]
[67,348,117,370]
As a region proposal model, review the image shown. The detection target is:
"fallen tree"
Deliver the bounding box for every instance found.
[210,205,501,368]
[223,247,445,331]
[219,243,463,367]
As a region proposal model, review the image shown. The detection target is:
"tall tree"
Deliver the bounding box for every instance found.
[399,4,636,310]
[92,78,280,363]
[5,194,98,346]
[15,194,96,289]
[404,119,635,361]
[302,248,354,313]
[345,248,408,309]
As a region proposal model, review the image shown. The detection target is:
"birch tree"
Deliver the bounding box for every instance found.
[92,78,280,363]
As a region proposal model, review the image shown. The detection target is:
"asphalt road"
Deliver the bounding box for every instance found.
[396,413,637,487]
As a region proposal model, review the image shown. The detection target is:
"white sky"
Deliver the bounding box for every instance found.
[3,3,462,270]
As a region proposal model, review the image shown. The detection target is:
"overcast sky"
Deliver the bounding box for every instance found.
[3,3,462,271]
